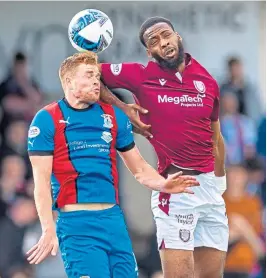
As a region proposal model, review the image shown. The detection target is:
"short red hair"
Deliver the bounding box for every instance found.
[59,51,100,85]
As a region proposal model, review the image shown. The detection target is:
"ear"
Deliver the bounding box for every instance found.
[146,48,152,59]
[175,32,182,42]
[65,77,73,90]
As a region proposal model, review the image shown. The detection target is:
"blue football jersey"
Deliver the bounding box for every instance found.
[28,98,134,208]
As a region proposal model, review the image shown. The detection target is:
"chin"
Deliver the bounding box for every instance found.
[89,96,100,104]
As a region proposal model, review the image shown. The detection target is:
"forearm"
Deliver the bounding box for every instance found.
[133,162,166,191]
[33,169,54,232]
[119,147,168,191]
[34,185,54,232]
[100,82,127,110]
[214,133,226,177]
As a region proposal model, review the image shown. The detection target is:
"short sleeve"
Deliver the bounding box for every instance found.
[115,108,135,152]
[210,82,220,121]
[101,63,143,92]
[28,109,55,155]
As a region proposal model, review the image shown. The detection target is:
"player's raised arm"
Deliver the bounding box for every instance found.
[114,108,199,193]
[26,109,58,264]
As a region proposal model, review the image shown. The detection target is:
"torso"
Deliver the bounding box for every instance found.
[135,57,218,174]
[46,100,119,208]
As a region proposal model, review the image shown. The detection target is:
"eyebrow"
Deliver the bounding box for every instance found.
[146,28,171,42]
[85,70,94,74]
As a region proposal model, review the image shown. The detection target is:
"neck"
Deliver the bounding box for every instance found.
[65,94,90,110]
[231,76,243,86]
[177,60,185,73]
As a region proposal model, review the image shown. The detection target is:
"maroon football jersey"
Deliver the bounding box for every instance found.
[101,54,219,174]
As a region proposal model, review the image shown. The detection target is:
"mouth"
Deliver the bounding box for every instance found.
[93,88,100,93]
[164,47,176,58]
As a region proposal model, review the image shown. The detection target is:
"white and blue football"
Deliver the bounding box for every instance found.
[68,9,113,53]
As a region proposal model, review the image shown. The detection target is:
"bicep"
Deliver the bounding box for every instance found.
[28,110,55,154]
[30,155,53,189]
[119,146,146,174]
[210,81,220,121]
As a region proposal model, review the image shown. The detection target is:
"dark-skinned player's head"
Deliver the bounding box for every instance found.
[139,17,185,70]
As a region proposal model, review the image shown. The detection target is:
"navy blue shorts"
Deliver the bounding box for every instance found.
[56,205,138,278]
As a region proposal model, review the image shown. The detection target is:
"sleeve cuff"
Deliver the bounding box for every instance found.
[116,141,135,152]
[28,150,54,156]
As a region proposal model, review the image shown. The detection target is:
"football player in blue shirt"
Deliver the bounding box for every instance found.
[26,52,199,278]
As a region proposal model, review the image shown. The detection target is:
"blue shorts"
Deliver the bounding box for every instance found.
[56,205,138,278]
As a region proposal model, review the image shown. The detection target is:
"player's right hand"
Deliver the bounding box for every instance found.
[162,171,200,194]
[124,104,153,138]
[26,228,58,264]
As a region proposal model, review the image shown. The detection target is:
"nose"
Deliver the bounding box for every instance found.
[93,76,100,86]
[160,38,169,49]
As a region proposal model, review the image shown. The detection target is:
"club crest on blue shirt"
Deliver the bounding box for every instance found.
[101,131,113,143]
[101,114,113,129]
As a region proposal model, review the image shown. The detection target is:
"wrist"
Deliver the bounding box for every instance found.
[214,168,226,177]
[42,222,55,233]
[215,175,227,195]
[159,180,166,192]
[148,178,167,192]
[116,101,128,111]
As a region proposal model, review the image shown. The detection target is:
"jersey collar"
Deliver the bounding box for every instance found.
[145,53,193,81]
[62,97,93,112]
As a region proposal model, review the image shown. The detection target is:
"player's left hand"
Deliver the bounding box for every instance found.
[162,171,200,194]
[26,228,58,264]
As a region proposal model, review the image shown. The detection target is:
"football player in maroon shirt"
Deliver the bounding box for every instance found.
[100,17,228,278]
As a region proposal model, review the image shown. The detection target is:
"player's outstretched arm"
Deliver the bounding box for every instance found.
[26,155,58,264]
[119,146,200,194]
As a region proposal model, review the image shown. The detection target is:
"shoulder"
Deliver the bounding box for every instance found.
[190,55,219,88]
[43,100,61,114]
[33,101,61,122]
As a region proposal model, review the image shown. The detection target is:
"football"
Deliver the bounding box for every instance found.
[68,9,113,53]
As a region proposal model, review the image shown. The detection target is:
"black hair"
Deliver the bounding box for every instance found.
[139,16,175,47]
[14,52,27,63]
[227,57,240,69]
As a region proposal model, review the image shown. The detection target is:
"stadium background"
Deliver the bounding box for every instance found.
[0,1,265,278]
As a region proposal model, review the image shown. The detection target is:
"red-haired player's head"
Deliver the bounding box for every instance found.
[59,52,101,105]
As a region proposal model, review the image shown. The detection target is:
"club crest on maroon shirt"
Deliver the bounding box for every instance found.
[193,80,206,96]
